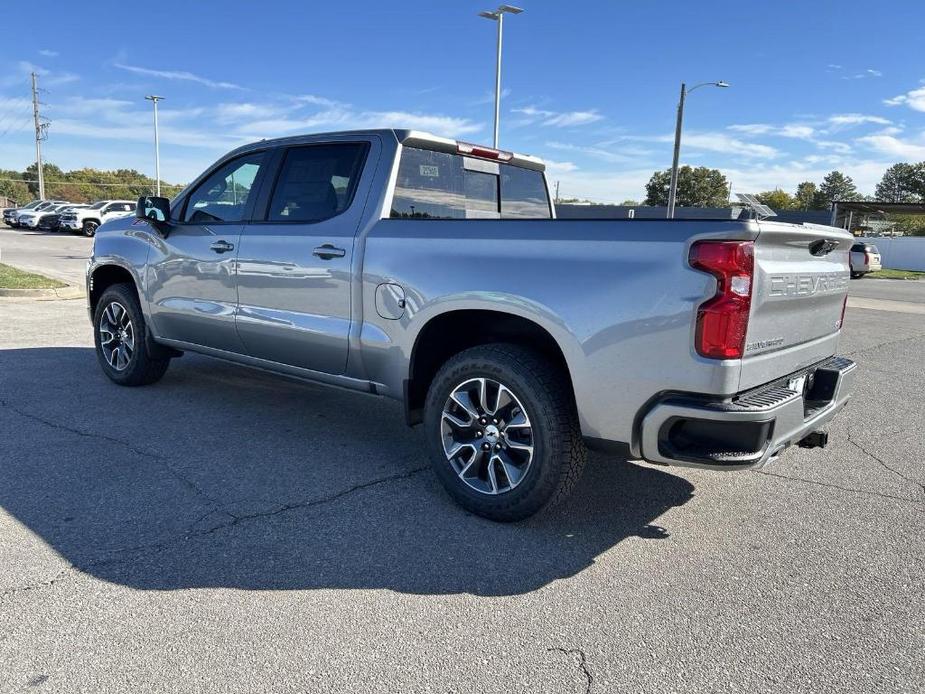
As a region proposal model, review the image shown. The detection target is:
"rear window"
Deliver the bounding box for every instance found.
[390,147,550,220]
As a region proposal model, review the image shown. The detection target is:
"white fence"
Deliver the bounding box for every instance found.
[858,236,925,271]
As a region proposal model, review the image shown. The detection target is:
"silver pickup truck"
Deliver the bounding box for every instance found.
[87,129,856,520]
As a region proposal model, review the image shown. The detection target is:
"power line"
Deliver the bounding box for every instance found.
[0,176,183,189]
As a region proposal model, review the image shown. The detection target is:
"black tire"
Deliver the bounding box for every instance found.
[83,220,99,237]
[850,271,864,279]
[93,283,170,386]
[424,343,587,522]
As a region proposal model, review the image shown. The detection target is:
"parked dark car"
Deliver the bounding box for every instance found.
[38,204,88,231]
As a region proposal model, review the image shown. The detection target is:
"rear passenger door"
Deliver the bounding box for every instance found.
[235,140,373,374]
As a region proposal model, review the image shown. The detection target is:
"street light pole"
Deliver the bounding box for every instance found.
[666,80,730,218]
[479,5,523,149]
[666,82,686,220]
[145,95,164,197]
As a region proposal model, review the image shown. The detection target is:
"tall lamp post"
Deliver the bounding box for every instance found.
[145,95,165,197]
[478,5,523,148]
[666,80,729,218]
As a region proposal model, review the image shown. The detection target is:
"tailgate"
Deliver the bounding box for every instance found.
[739,221,852,390]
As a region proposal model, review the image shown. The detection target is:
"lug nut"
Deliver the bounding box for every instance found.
[482,443,491,450]
[476,430,482,437]
[495,443,501,450]
[492,418,498,424]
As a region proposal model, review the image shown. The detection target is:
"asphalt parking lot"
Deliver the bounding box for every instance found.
[1,228,923,693]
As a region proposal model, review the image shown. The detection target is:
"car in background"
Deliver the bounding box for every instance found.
[38,204,89,231]
[850,242,882,278]
[59,200,136,236]
[13,201,71,229]
[3,199,42,226]
[7,200,59,227]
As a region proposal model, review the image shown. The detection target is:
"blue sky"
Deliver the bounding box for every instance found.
[2,0,924,202]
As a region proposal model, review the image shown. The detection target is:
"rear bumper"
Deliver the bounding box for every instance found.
[639,355,856,470]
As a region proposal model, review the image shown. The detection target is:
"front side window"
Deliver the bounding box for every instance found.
[267,143,368,222]
[183,152,266,223]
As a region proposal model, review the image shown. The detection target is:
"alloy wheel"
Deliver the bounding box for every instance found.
[98,301,135,371]
[441,377,535,495]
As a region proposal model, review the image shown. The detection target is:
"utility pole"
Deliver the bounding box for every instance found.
[554,180,560,204]
[31,72,47,200]
[145,95,165,196]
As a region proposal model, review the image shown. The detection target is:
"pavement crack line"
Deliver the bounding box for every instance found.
[755,470,923,508]
[0,466,433,600]
[0,398,222,508]
[847,430,925,500]
[0,567,75,602]
[547,647,593,693]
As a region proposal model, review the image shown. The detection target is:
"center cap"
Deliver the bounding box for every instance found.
[484,424,500,443]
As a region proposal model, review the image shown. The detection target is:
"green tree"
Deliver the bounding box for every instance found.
[644,166,730,207]
[875,163,925,202]
[0,170,31,205]
[794,181,818,210]
[813,170,859,208]
[756,188,794,210]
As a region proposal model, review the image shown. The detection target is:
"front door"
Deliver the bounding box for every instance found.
[146,150,267,353]
[235,142,371,374]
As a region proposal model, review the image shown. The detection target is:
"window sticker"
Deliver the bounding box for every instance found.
[419,165,440,178]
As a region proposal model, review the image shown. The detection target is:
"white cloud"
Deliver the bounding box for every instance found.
[114,62,244,90]
[38,49,58,58]
[857,134,925,160]
[844,68,883,80]
[828,113,891,127]
[544,140,650,164]
[512,106,603,127]
[543,159,578,175]
[666,132,778,158]
[884,85,925,111]
[729,122,814,139]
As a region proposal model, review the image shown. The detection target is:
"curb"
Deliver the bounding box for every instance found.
[0,285,86,299]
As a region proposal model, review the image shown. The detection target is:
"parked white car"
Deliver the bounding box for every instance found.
[59,200,136,237]
[849,242,882,279]
[12,201,70,228]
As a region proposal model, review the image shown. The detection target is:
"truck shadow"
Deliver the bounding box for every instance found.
[0,347,694,597]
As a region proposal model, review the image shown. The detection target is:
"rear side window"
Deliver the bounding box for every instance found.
[390,147,551,220]
[851,243,865,252]
[267,143,368,223]
[867,245,880,254]
[501,166,551,218]
[183,151,266,223]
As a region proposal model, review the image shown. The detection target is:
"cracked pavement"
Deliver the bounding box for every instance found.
[1,278,923,693]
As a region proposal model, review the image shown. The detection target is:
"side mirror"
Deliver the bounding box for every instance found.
[136,196,171,232]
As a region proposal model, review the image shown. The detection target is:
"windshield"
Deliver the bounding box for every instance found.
[22,200,41,209]
[88,201,106,210]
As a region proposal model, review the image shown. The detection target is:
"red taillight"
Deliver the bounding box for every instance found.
[838,294,847,329]
[864,251,871,266]
[689,240,755,359]
[457,141,513,161]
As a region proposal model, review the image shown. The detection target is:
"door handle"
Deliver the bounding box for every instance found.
[312,243,346,260]
[209,240,235,253]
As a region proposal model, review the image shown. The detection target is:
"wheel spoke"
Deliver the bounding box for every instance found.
[505,410,531,429]
[107,346,119,368]
[442,409,471,429]
[459,447,483,477]
[449,390,480,421]
[495,450,524,488]
[99,327,116,344]
[444,440,474,462]
[123,323,135,350]
[486,457,499,493]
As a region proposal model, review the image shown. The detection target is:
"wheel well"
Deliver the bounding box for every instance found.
[83,218,100,226]
[89,265,137,315]
[405,310,575,425]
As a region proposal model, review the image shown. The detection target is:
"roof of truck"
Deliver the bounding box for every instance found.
[231,128,546,172]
